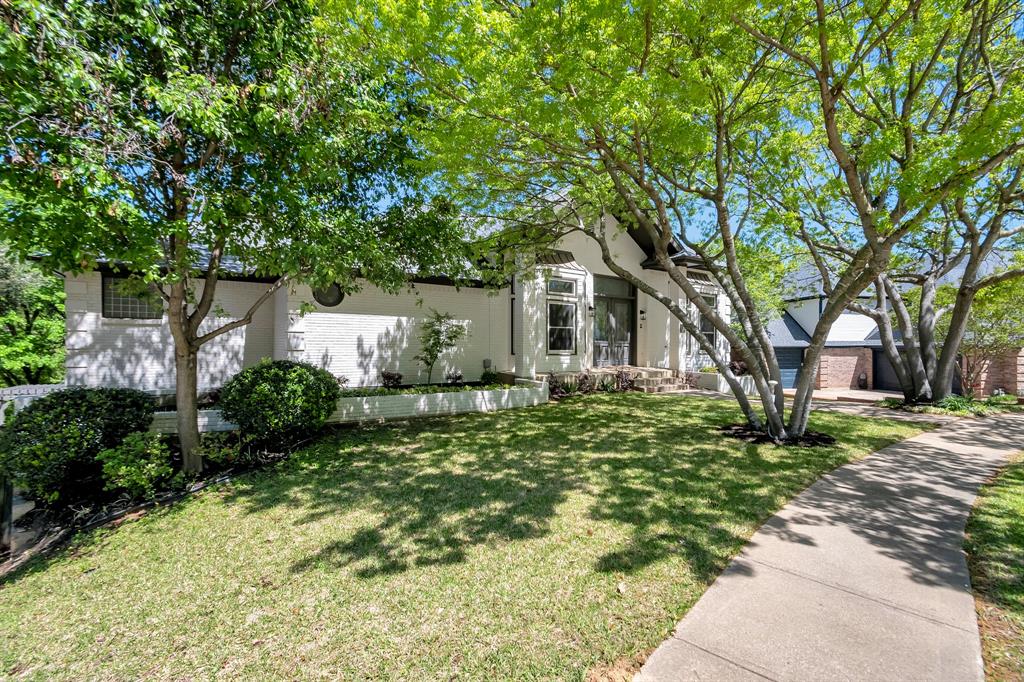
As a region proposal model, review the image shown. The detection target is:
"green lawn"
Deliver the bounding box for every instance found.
[966,455,1024,681]
[0,393,927,680]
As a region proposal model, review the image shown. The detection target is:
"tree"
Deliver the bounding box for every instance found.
[352,0,1024,439]
[942,260,1024,397]
[414,310,467,384]
[0,0,469,471]
[847,174,1024,402]
[734,0,1024,422]
[0,245,64,386]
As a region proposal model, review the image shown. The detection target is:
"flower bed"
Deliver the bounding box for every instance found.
[338,382,523,398]
[151,379,548,433]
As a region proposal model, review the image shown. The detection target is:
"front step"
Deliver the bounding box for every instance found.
[639,380,690,393]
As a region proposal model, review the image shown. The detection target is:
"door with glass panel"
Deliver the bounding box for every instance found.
[593,276,635,366]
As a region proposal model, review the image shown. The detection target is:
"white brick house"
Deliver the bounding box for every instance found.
[62,223,729,392]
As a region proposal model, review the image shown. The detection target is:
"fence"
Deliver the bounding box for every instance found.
[0,384,65,427]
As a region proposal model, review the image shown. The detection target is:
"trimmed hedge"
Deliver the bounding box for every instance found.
[218,360,341,446]
[0,387,155,505]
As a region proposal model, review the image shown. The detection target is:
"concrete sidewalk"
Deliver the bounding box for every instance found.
[638,412,1024,681]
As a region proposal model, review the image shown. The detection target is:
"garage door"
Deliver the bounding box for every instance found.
[873,350,903,392]
[776,348,803,389]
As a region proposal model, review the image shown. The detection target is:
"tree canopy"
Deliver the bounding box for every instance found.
[0,0,472,468]
[349,0,1024,436]
[0,245,64,387]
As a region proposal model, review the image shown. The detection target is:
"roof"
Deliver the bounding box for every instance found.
[766,312,812,348]
[535,249,586,271]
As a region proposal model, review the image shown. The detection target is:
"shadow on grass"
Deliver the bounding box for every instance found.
[217,393,916,584]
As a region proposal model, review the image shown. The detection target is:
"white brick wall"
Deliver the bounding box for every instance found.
[285,280,513,386]
[330,379,547,423]
[65,272,275,392]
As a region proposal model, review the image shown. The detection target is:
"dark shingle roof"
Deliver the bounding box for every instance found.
[766,312,812,348]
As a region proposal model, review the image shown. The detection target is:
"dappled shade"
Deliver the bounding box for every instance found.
[0,394,925,679]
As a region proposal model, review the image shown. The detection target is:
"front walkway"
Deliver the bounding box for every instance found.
[638,411,1024,681]
[783,387,903,404]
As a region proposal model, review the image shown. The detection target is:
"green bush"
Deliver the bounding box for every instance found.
[195,431,251,468]
[0,387,155,505]
[97,432,175,500]
[218,360,341,446]
[480,369,500,385]
[936,395,975,413]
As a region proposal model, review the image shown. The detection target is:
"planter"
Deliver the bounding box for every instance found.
[330,379,548,424]
[150,379,549,433]
[695,372,757,396]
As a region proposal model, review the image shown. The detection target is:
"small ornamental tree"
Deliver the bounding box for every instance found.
[0,0,470,471]
[414,310,466,384]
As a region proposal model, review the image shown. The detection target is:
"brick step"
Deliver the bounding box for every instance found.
[639,382,689,394]
[634,376,681,387]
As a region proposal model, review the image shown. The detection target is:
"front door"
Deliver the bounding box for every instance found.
[593,276,635,366]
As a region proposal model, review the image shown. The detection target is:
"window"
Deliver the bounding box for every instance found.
[594,275,634,299]
[699,295,717,348]
[547,301,576,353]
[102,274,163,319]
[547,278,576,295]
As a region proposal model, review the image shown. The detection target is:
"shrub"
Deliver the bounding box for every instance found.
[698,365,719,373]
[380,370,403,388]
[97,432,175,500]
[194,431,250,468]
[444,369,464,385]
[0,387,155,506]
[546,372,574,400]
[219,360,341,446]
[614,370,637,392]
[728,360,749,376]
[936,395,975,412]
[480,369,501,385]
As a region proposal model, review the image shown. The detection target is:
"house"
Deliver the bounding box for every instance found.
[766,294,890,391]
[61,219,730,394]
[767,266,1024,396]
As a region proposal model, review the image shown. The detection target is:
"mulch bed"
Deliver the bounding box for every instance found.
[717,424,837,447]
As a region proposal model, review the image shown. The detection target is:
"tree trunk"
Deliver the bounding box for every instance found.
[0,477,12,559]
[175,344,202,474]
[934,286,977,400]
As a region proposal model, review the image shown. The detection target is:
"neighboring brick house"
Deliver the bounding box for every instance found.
[765,267,1024,396]
[763,307,880,391]
[964,348,1024,397]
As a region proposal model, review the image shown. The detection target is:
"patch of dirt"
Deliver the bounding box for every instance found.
[586,649,652,682]
[717,424,836,447]
[975,594,1024,681]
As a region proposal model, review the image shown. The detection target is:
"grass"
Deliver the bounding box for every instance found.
[877,394,1024,417]
[966,454,1024,681]
[0,393,928,680]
